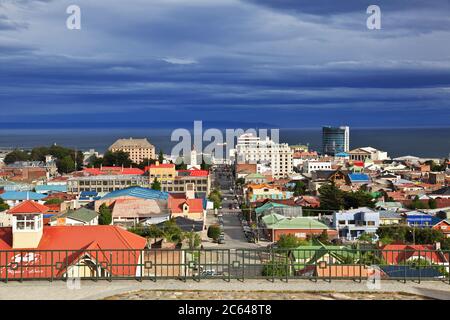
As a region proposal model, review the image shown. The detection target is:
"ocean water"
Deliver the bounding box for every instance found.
[0,127,449,158]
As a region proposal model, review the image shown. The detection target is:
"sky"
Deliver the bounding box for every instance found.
[0,0,449,129]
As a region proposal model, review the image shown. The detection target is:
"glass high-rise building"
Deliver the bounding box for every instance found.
[322,126,350,155]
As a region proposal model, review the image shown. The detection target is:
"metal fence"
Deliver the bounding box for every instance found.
[1,248,449,283]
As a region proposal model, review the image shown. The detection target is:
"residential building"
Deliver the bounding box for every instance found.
[234,133,293,179]
[348,147,389,162]
[403,211,435,228]
[379,211,404,225]
[432,219,450,238]
[111,198,170,226]
[302,160,332,174]
[109,138,156,164]
[174,170,210,196]
[243,173,267,185]
[246,184,294,203]
[0,201,147,279]
[168,197,205,221]
[50,207,98,226]
[0,191,46,207]
[322,126,350,156]
[261,213,337,241]
[235,163,257,179]
[332,207,379,240]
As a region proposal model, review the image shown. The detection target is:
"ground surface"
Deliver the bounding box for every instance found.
[1,279,450,300]
[104,289,430,300]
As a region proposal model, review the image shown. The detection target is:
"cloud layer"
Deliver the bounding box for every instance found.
[0,0,449,128]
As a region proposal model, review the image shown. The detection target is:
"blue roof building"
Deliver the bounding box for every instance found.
[0,191,46,201]
[404,211,433,227]
[35,185,67,194]
[348,173,370,184]
[100,187,169,201]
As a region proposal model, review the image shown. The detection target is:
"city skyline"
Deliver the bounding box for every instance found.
[0,0,450,128]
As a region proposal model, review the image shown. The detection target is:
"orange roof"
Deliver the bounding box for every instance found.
[380,244,446,264]
[7,200,49,215]
[0,225,147,278]
[169,198,204,213]
[248,183,279,190]
[83,167,144,176]
[146,163,176,171]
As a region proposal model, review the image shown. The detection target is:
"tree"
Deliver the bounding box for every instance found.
[161,219,184,243]
[151,177,162,191]
[207,225,221,242]
[0,198,9,212]
[428,198,438,210]
[98,203,112,225]
[102,150,133,167]
[57,155,76,174]
[175,162,187,170]
[409,196,429,210]
[343,190,375,209]
[277,234,303,249]
[208,189,222,209]
[158,150,164,163]
[44,198,63,205]
[147,224,164,244]
[4,149,30,164]
[292,181,306,197]
[318,182,344,211]
[235,178,245,186]
[185,231,201,249]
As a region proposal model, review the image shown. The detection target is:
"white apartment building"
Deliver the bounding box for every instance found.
[302,160,332,174]
[235,133,293,179]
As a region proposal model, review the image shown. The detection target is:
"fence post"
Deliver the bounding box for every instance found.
[271,248,275,283]
[20,251,23,283]
[50,250,54,282]
[227,249,231,283]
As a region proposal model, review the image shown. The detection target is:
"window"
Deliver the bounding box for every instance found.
[367,221,375,226]
[338,220,346,225]
[15,215,38,230]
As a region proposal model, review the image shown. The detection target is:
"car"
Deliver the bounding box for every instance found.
[201,270,217,276]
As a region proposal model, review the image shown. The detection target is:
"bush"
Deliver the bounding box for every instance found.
[207,225,221,241]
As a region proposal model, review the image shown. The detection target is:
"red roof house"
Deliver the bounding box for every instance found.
[0,201,147,280]
[168,198,204,220]
[380,244,448,265]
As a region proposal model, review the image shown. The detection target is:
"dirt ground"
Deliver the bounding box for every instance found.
[104,290,432,300]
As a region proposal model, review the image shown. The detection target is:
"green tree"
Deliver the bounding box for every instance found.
[158,150,164,163]
[98,203,112,225]
[161,219,184,243]
[428,198,438,209]
[318,182,345,211]
[0,198,9,212]
[185,231,202,249]
[409,196,429,210]
[207,225,221,241]
[102,150,133,167]
[277,234,303,249]
[436,211,448,220]
[343,190,375,209]
[292,181,306,196]
[151,177,162,191]
[44,198,64,205]
[175,162,187,170]
[147,224,164,244]
[4,149,30,164]
[57,155,76,174]
[208,189,222,209]
[235,178,245,186]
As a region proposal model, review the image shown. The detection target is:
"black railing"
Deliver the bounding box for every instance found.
[1,248,449,283]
